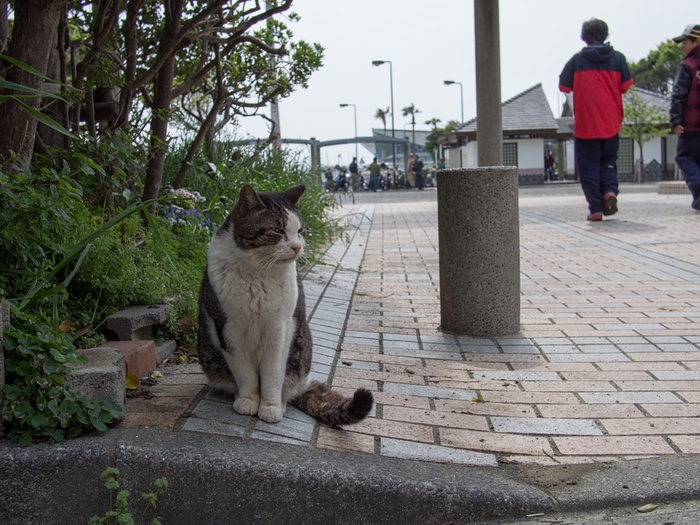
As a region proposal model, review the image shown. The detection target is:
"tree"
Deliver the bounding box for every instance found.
[620,88,669,182]
[374,106,389,134]
[628,40,684,96]
[401,103,420,153]
[0,0,69,169]
[425,120,459,163]
[0,0,323,210]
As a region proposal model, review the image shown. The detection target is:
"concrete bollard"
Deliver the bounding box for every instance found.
[437,167,520,336]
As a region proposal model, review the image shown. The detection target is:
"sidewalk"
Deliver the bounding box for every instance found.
[110,182,700,522]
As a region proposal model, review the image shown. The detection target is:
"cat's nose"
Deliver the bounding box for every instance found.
[292,245,301,254]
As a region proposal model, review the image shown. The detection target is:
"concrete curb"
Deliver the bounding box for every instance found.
[1,428,700,524]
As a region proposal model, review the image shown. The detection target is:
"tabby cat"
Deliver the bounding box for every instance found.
[198,184,373,425]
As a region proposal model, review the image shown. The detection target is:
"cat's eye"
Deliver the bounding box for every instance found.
[298,227,305,235]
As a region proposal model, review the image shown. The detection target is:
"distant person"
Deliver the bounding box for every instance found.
[669,24,700,211]
[544,150,554,182]
[413,155,424,190]
[559,18,633,221]
[437,158,446,170]
[406,155,415,188]
[369,157,381,192]
[349,157,360,191]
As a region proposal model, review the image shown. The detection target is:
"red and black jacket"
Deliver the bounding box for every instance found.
[559,43,634,139]
[670,45,700,133]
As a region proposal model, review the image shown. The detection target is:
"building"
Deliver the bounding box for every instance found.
[440,84,677,184]
[367,128,434,168]
[440,84,562,184]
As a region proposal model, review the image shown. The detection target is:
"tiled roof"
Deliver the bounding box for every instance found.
[457,84,558,133]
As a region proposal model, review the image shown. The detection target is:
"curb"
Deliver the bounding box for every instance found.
[1,428,700,524]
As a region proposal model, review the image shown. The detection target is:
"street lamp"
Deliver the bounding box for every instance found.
[372,60,395,165]
[339,103,357,162]
[444,80,464,124]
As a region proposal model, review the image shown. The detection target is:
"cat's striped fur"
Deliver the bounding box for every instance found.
[197,184,373,425]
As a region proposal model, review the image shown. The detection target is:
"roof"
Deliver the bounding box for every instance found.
[562,87,671,118]
[456,84,558,135]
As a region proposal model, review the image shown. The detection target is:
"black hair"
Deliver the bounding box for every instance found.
[581,18,608,45]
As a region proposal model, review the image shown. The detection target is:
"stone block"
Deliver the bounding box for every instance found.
[65,348,126,409]
[437,167,520,336]
[99,340,156,379]
[155,340,177,363]
[105,304,170,341]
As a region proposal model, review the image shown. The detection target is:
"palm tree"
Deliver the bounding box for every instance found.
[402,103,421,153]
[375,107,390,161]
[425,117,441,129]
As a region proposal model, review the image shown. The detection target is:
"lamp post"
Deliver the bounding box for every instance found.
[444,80,464,124]
[372,60,395,165]
[339,103,357,162]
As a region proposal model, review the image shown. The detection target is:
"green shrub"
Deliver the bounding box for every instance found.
[2,308,124,446]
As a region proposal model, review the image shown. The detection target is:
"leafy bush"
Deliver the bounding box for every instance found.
[2,309,124,446]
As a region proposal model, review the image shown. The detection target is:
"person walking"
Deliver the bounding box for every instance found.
[670,24,700,211]
[349,157,360,191]
[368,157,381,192]
[544,150,555,182]
[413,155,424,190]
[559,18,633,221]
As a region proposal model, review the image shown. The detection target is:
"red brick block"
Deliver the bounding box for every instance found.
[100,340,156,378]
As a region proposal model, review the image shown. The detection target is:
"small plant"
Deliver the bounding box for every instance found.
[1,308,124,446]
[89,467,168,525]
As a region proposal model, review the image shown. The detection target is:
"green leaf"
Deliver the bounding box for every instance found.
[30,413,49,429]
[18,433,33,447]
[13,99,76,139]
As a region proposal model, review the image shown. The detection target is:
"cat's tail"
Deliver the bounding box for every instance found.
[293,381,373,427]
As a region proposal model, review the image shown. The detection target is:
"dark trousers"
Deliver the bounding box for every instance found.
[414,171,423,190]
[575,135,619,215]
[676,131,700,199]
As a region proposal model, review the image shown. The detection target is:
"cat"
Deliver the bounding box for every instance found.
[197,183,373,425]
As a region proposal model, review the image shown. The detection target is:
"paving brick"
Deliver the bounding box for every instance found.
[341,417,434,443]
[601,418,700,435]
[491,416,602,436]
[616,381,700,391]
[334,367,426,385]
[382,382,477,400]
[381,438,498,467]
[553,436,676,456]
[317,426,375,454]
[332,388,431,409]
[579,391,683,404]
[435,399,537,418]
[481,391,580,404]
[520,381,617,392]
[641,404,700,417]
[537,403,644,419]
[181,417,246,438]
[382,405,489,431]
[558,371,652,381]
[669,435,700,453]
[474,370,562,381]
[440,428,555,456]
[651,370,700,381]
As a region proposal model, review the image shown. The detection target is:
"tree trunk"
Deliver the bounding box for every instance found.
[141,0,183,213]
[0,0,68,169]
[172,89,226,189]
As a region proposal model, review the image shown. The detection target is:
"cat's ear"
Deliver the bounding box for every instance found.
[283,185,305,207]
[235,184,265,218]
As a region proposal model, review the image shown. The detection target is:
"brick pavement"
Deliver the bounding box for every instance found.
[125,185,700,469]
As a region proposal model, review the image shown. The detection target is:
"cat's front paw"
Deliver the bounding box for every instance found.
[233,396,259,416]
[257,405,283,423]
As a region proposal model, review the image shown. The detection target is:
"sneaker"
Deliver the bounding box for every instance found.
[692,195,700,211]
[587,213,603,221]
[604,193,618,216]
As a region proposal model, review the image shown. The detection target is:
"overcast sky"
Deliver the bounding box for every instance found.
[236,0,690,166]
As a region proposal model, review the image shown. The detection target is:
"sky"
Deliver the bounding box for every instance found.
[236,0,691,167]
